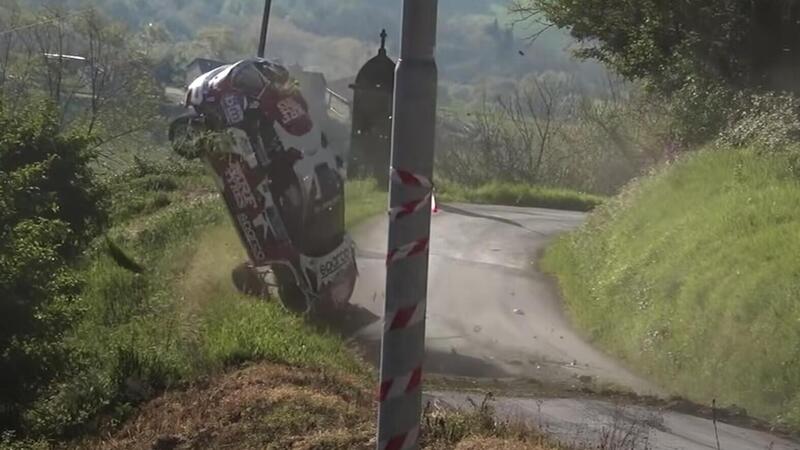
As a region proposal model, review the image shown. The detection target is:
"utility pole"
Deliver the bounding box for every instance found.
[377,1,439,449]
[257,0,272,58]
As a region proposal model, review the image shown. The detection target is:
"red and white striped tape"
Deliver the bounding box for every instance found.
[387,167,433,265]
[386,238,429,266]
[380,424,420,450]
[380,365,423,402]
[391,167,432,189]
[389,192,432,221]
[385,301,426,332]
[381,166,430,450]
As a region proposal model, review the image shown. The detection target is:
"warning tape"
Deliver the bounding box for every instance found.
[381,167,431,450]
[386,237,429,266]
[387,167,433,266]
[379,365,423,402]
[384,300,426,332]
[391,167,432,189]
[389,192,432,221]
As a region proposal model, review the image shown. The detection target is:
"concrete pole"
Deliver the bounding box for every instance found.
[377,1,438,449]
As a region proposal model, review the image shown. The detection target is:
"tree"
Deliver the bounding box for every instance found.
[510,0,800,96]
[436,76,573,185]
[497,76,567,179]
[2,6,164,156]
[0,100,107,432]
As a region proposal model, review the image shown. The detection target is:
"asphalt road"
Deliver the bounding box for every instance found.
[425,392,799,450]
[347,203,799,450]
[350,203,655,392]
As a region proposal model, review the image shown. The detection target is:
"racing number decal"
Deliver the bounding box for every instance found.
[222,94,245,125]
[276,97,304,124]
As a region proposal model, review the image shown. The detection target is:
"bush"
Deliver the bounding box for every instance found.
[0,101,106,432]
[665,77,735,146]
[544,147,800,429]
[439,180,605,212]
[718,92,800,151]
[436,82,674,195]
[104,156,211,223]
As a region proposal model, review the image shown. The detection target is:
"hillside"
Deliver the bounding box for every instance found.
[543,146,800,429]
[20,0,608,91]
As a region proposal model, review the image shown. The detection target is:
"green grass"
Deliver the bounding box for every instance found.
[22,171,386,437]
[104,158,216,224]
[438,180,604,212]
[344,178,388,225]
[542,147,800,429]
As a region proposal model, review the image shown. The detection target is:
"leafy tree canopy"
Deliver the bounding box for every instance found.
[513,0,800,96]
[0,100,106,431]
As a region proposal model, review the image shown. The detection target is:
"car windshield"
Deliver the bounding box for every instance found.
[231,62,265,94]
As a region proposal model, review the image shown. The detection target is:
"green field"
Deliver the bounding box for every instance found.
[543,147,800,428]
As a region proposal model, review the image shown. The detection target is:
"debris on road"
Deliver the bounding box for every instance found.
[473,325,482,333]
[513,308,525,316]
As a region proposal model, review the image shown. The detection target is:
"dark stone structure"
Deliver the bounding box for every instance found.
[348,30,396,190]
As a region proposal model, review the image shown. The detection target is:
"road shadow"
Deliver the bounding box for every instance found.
[353,334,512,379]
[309,303,381,338]
[231,250,513,380]
[229,261,382,339]
[438,204,546,236]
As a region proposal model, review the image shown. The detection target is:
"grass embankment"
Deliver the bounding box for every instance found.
[11,170,566,449]
[77,364,567,449]
[438,181,604,212]
[18,168,384,438]
[543,147,800,428]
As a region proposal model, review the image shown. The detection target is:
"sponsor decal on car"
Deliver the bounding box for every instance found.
[301,237,355,289]
[224,161,258,210]
[237,212,266,263]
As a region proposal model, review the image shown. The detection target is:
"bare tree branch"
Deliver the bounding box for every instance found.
[508,0,556,43]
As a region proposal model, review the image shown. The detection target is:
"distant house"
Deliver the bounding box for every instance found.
[42,53,95,91]
[43,53,88,66]
[185,58,225,87]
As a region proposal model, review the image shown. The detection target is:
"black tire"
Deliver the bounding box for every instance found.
[231,262,270,299]
[273,267,309,314]
[168,113,203,160]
